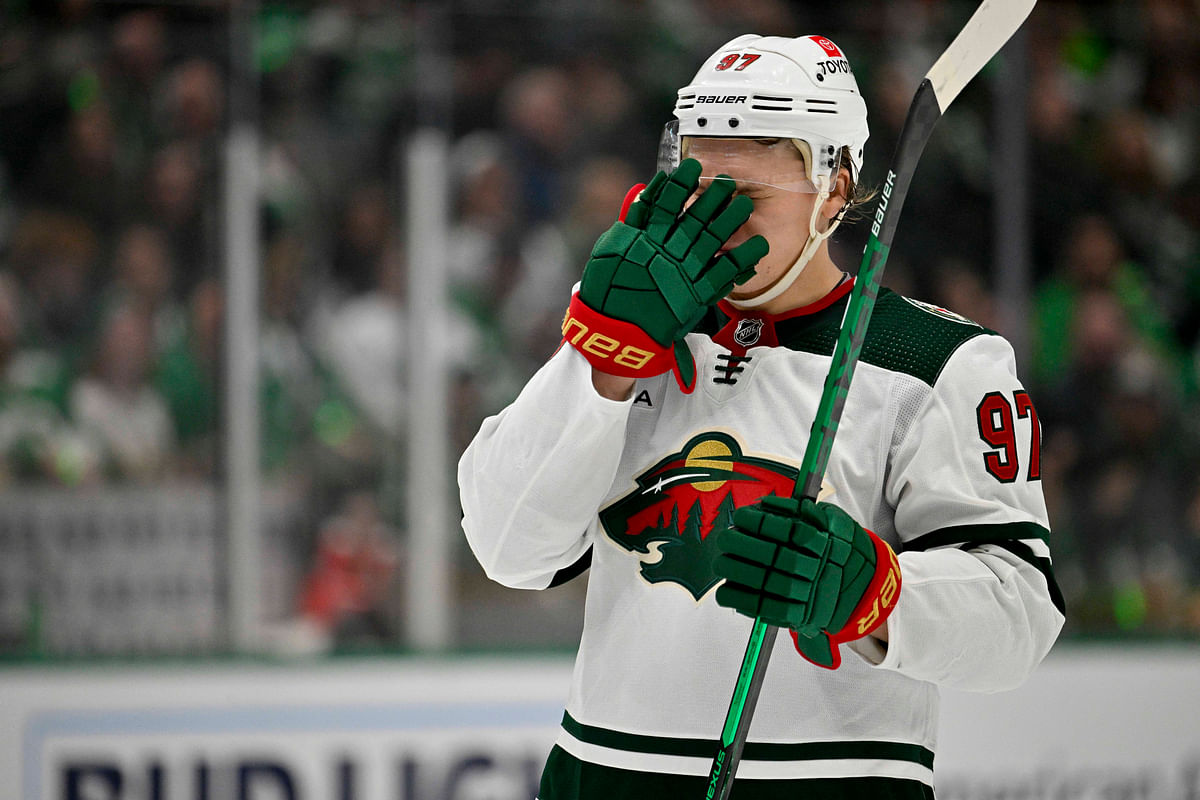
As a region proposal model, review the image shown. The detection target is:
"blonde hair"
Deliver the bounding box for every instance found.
[830,144,876,224]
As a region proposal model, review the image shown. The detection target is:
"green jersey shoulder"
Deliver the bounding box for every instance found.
[779,287,998,387]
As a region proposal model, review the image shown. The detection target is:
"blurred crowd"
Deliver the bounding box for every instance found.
[0,0,1198,647]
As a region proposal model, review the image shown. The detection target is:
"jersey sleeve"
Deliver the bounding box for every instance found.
[457,345,633,590]
[852,333,1065,691]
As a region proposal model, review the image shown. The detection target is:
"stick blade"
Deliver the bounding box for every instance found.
[926,0,1037,111]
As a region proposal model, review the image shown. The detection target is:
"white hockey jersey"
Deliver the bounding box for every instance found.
[458,283,1065,799]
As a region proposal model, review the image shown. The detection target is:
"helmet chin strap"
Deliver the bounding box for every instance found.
[727,175,844,310]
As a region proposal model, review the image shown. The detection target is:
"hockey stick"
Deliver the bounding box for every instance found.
[704,3,1037,798]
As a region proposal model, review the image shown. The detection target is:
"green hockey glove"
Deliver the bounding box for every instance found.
[563,158,768,393]
[713,496,901,670]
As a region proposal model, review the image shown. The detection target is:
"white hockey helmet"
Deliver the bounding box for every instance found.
[662,34,870,308]
[669,34,868,182]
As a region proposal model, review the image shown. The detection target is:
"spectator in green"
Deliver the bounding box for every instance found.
[155,278,221,478]
[0,273,80,485]
[71,302,174,483]
[1032,214,1190,396]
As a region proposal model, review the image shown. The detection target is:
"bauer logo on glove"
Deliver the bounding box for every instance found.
[562,158,768,393]
[561,295,668,376]
[713,495,901,670]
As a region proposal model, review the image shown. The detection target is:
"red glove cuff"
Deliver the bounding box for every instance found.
[561,293,696,393]
[789,531,901,671]
[833,532,902,643]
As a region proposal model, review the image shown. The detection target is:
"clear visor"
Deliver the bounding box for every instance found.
[696,175,819,195]
[656,119,682,174]
[656,120,822,194]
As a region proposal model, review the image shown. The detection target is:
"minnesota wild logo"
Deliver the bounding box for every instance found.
[902,296,980,327]
[599,432,798,600]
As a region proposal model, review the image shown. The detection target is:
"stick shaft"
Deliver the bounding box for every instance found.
[705,83,939,800]
[704,14,1041,799]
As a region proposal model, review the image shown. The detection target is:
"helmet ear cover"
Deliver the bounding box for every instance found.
[788,139,858,226]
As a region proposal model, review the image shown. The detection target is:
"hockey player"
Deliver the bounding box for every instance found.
[459,34,1064,799]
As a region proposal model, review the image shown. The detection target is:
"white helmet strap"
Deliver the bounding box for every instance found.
[727,173,844,310]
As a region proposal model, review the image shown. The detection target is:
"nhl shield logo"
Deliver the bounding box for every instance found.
[733,318,765,347]
[599,432,798,600]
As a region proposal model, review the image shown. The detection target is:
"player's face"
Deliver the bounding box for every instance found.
[686,138,822,300]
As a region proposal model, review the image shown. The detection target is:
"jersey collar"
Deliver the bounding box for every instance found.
[712,278,855,355]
